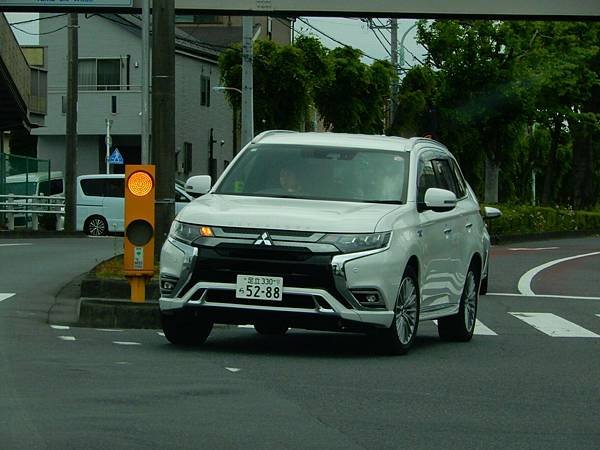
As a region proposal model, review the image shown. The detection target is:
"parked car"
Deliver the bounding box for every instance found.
[159,131,501,354]
[76,174,194,236]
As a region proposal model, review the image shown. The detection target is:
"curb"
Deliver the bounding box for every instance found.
[81,277,159,300]
[490,230,600,245]
[78,298,161,329]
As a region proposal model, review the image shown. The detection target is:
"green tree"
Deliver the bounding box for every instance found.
[313,47,395,134]
[218,40,312,134]
[416,20,534,203]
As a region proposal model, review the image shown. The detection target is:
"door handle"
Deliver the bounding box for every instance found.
[443,228,452,234]
[465,223,473,230]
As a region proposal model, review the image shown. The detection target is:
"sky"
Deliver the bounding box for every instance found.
[4,13,424,70]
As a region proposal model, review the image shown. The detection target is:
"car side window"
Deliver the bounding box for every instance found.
[106,179,124,198]
[50,179,64,196]
[432,159,459,195]
[80,179,105,197]
[417,159,437,204]
[450,160,467,198]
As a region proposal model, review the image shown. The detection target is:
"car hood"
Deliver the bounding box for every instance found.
[177,194,404,233]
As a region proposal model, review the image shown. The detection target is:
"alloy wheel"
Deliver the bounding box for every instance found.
[395,277,418,345]
[463,271,477,332]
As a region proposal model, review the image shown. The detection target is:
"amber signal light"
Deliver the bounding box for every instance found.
[127,171,153,197]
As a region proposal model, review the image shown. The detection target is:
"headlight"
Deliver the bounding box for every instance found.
[169,221,214,244]
[319,232,391,253]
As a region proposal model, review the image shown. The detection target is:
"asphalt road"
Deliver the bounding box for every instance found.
[1,236,599,449]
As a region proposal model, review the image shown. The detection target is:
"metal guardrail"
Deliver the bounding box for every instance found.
[0,194,64,231]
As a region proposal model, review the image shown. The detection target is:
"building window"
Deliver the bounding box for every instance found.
[61,96,66,114]
[201,75,211,107]
[78,58,122,90]
[111,96,117,114]
[183,142,192,174]
[176,15,222,24]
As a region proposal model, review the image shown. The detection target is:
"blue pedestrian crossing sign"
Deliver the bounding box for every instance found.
[108,148,124,165]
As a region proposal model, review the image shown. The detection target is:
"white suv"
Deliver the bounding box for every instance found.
[159,131,500,354]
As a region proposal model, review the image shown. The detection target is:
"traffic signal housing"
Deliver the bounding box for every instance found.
[124,165,155,301]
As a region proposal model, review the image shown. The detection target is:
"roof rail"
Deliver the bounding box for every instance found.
[251,130,297,144]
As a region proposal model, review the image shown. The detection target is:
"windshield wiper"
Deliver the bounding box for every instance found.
[364,200,404,204]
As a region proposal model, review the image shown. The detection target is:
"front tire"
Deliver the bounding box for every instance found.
[380,266,420,355]
[161,313,213,346]
[438,266,479,342]
[85,215,108,236]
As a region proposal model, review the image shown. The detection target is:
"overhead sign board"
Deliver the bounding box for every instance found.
[1,0,597,18]
[0,0,132,8]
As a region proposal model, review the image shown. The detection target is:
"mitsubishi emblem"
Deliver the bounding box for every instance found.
[254,232,274,246]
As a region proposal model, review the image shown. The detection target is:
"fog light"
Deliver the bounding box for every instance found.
[352,290,385,308]
[160,276,179,296]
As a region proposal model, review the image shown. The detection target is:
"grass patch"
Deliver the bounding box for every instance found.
[94,254,159,280]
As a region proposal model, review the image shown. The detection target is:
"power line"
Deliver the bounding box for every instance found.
[297,17,382,62]
[8,13,67,26]
[10,24,68,36]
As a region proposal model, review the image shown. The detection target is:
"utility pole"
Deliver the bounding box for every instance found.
[151,0,175,256]
[141,0,151,164]
[241,16,254,147]
[64,13,78,233]
[390,18,399,125]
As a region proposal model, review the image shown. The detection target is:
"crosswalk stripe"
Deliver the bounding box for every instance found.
[0,293,15,302]
[509,312,600,338]
[474,319,497,336]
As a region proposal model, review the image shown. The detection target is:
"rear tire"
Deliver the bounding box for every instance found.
[161,313,213,346]
[85,215,108,236]
[438,266,479,342]
[254,322,289,335]
[379,266,420,355]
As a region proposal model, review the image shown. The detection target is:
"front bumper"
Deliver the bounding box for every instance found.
[159,236,397,331]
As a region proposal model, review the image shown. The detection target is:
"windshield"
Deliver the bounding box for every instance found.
[215,144,409,203]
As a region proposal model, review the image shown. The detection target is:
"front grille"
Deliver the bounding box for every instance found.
[180,243,352,308]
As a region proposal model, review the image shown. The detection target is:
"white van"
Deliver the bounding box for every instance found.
[76,174,194,236]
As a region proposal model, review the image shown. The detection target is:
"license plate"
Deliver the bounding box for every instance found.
[236,275,283,301]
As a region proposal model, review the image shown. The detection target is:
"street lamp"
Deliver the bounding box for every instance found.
[213,86,242,95]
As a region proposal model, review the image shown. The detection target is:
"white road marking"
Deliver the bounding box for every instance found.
[225,367,241,373]
[488,292,600,301]
[113,341,142,346]
[237,325,255,329]
[474,319,497,336]
[0,293,16,302]
[517,251,600,296]
[157,332,165,337]
[509,312,600,338]
[508,247,559,251]
[95,328,123,332]
[0,243,32,247]
[59,336,76,341]
[50,325,70,330]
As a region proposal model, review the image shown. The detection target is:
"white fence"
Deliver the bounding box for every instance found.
[0,194,65,231]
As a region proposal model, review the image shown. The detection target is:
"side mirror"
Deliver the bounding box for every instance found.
[424,188,457,212]
[483,206,502,219]
[185,175,211,196]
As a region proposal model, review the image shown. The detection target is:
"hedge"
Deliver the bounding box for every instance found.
[485,205,600,237]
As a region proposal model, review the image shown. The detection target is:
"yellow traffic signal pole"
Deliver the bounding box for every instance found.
[123,165,156,302]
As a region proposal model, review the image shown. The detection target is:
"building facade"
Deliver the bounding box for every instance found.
[33,13,234,181]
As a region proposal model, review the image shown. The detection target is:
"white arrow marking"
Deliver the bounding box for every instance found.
[113,341,142,346]
[0,293,16,302]
[50,325,70,330]
[474,319,497,336]
[225,367,241,373]
[59,336,76,341]
[517,252,600,296]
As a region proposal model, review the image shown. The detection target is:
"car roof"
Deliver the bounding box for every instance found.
[251,131,443,153]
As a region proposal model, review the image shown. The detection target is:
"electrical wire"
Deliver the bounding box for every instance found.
[8,13,67,26]
[297,17,382,61]
[10,24,68,36]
